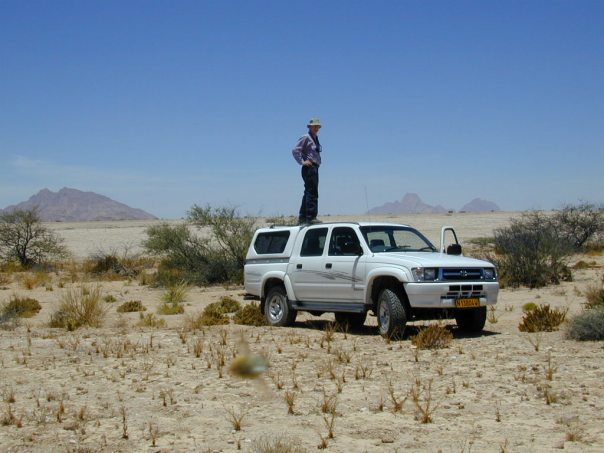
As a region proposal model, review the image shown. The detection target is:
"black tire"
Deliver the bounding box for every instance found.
[334,312,367,330]
[377,288,408,339]
[264,286,297,327]
[454,306,487,332]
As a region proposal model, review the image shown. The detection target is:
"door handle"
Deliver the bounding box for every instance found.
[297,264,302,269]
[326,263,332,269]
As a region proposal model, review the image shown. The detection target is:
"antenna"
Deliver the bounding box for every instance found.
[364,186,370,219]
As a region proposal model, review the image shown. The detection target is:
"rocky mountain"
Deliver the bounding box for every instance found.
[1,188,157,221]
[367,193,501,214]
[460,198,500,212]
[367,193,448,215]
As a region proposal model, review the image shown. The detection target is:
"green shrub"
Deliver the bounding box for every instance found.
[411,324,453,349]
[2,295,42,318]
[218,296,241,313]
[233,303,267,326]
[0,208,68,267]
[162,281,189,304]
[199,303,229,326]
[566,308,604,341]
[493,211,573,288]
[522,302,538,313]
[103,294,117,303]
[137,313,167,328]
[49,285,107,330]
[143,205,256,286]
[518,304,568,332]
[551,202,604,250]
[117,300,146,313]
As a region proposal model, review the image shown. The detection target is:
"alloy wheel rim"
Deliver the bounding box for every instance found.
[268,295,284,322]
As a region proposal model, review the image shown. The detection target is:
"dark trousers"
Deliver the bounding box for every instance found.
[298,165,319,222]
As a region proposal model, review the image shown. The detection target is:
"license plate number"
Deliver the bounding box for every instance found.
[455,298,480,308]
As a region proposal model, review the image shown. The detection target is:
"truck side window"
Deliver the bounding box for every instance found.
[254,231,290,254]
[329,227,361,256]
[300,228,328,257]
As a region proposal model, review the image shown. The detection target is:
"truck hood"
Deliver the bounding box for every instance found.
[370,252,494,268]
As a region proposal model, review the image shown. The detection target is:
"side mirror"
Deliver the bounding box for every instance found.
[447,244,462,255]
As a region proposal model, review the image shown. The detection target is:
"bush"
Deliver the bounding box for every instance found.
[518,304,568,332]
[233,303,267,326]
[49,285,107,330]
[143,205,257,286]
[0,208,68,267]
[218,296,241,313]
[566,308,604,341]
[199,303,230,326]
[584,284,604,310]
[2,295,42,318]
[493,211,572,288]
[117,300,146,313]
[162,282,189,304]
[411,324,453,349]
[551,202,604,250]
[85,249,151,279]
[522,302,538,313]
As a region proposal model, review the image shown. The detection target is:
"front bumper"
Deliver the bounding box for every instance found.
[404,281,499,308]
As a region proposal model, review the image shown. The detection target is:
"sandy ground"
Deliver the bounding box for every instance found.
[1,213,603,452]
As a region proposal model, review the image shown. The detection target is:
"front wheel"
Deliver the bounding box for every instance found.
[264,286,297,327]
[377,288,408,339]
[454,306,487,332]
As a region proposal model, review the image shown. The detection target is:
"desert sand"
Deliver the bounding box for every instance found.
[1,212,603,452]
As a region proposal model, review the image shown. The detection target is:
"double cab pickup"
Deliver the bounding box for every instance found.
[244,222,499,337]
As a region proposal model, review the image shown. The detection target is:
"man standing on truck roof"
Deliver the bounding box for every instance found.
[292,117,322,225]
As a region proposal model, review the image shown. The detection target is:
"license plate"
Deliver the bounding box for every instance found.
[455,298,480,308]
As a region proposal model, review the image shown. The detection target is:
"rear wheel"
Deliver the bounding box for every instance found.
[377,288,408,339]
[334,312,367,330]
[454,306,487,332]
[264,286,297,327]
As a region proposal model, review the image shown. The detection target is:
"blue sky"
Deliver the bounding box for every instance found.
[1,1,603,218]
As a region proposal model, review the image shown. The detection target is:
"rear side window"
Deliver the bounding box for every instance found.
[300,228,328,257]
[254,231,290,254]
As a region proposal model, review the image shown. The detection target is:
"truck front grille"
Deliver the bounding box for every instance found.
[440,268,483,281]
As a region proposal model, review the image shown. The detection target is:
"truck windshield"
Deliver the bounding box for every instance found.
[360,226,436,253]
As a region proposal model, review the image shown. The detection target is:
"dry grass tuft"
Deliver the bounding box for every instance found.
[19,271,50,290]
[252,435,307,453]
[137,313,167,328]
[233,302,267,326]
[518,304,568,332]
[49,285,107,330]
[411,324,453,349]
[116,300,146,313]
[1,295,42,318]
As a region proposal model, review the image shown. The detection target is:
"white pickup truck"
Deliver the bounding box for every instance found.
[244,222,498,337]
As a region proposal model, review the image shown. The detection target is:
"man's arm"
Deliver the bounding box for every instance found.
[292,135,310,165]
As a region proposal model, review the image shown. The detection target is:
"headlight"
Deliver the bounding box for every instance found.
[483,267,496,280]
[412,267,438,282]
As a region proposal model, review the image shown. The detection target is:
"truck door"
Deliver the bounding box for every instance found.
[288,227,329,301]
[323,226,365,302]
[440,226,463,255]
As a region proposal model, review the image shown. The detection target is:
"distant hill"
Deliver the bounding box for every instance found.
[367,193,500,214]
[1,188,157,221]
[460,198,500,212]
[367,193,448,215]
